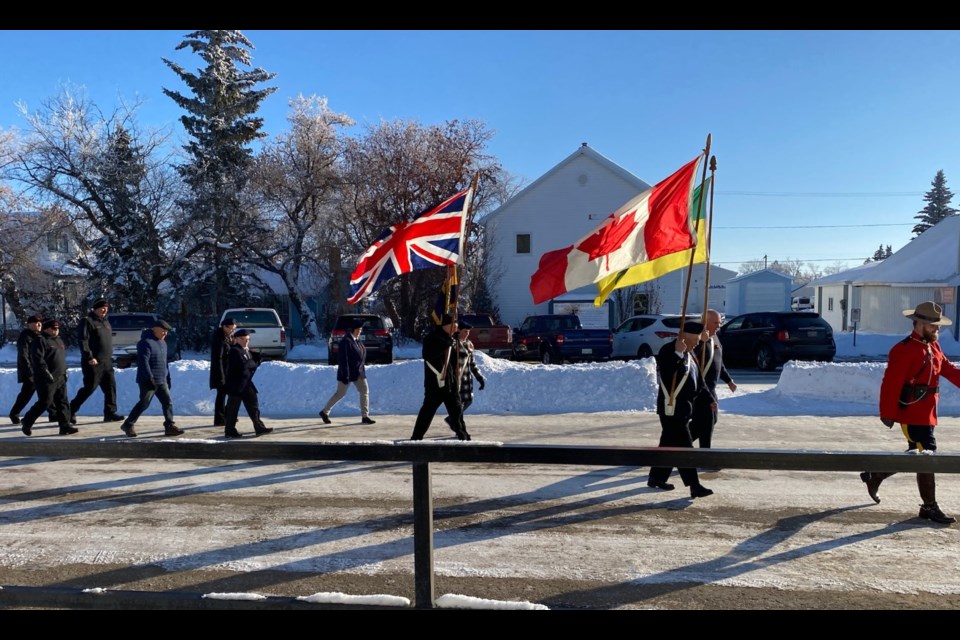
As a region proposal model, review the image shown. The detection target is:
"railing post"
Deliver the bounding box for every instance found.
[412,461,434,609]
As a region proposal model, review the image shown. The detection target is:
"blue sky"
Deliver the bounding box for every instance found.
[2,29,959,273]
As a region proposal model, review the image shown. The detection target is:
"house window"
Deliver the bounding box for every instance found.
[516,233,531,254]
[47,233,68,254]
[828,297,834,312]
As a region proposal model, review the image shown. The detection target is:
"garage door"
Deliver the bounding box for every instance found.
[744,282,787,312]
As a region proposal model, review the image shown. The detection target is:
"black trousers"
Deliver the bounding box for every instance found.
[410,385,463,440]
[691,395,717,449]
[23,379,71,428]
[10,379,37,417]
[70,362,118,417]
[213,386,228,424]
[224,390,265,431]
[648,414,700,487]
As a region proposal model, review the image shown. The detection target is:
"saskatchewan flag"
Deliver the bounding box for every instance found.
[593,178,710,307]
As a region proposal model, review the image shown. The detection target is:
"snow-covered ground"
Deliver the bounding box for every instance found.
[1,329,957,420]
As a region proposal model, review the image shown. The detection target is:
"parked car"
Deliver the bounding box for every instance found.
[219,308,288,361]
[328,314,394,365]
[109,312,181,369]
[717,311,836,371]
[791,296,814,311]
[512,314,612,364]
[457,312,513,358]
[611,314,684,360]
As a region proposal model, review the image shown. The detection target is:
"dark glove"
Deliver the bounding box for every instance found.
[881,417,895,428]
[478,377,485,391]
[167,375,172,389]
[251,350,262,364]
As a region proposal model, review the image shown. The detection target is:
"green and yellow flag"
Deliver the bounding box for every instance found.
[593,178,710,306]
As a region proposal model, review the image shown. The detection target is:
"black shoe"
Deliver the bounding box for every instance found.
[121,424,137,438]
[104,414,125,423]
[9,413,20,425]
[690,484,714,498]
[460,428,471,441]
[647,481,675,491]
[361,416,376,424]
[319,411,331,424]
[919,502,957,524]
[59,425,79,436]
[21,422,32,436]
[444,415,455,430]
[254,425,273,436]
[860,472,882,504]
[213,419,225,427]
[224,429,243,439]
[164,424,185,437]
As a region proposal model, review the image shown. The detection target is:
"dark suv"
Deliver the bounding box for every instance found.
[327,314,394,365]
[717,311,836,371]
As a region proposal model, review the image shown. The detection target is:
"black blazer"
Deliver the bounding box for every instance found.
[225,343,260,396]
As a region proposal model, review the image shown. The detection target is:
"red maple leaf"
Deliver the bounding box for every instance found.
[576,211,639,267]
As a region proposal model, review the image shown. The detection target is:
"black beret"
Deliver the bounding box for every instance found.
[26,314,42,324]
[233,328,256,338]
[153,319,172,330]
[42,319,60,330]
[221,317,237,326]
[92,298,109,309]
[350,317,366,329]
[682,321,704,334]
[458,319,472,330]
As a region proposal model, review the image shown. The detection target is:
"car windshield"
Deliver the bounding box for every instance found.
[782,315,830,331]
[335,316,382,330]
[110,315,155,330]
[229,311,280,327]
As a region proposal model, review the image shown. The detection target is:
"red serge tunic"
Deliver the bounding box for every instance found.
[879,331,960,426]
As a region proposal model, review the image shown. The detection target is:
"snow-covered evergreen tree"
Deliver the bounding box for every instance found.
[913,169,957,236]
[163,30,277,313]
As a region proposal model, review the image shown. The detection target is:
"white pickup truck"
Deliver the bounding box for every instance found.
[220,308,288,361]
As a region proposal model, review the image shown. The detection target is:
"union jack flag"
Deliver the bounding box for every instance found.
[347,188,472,305]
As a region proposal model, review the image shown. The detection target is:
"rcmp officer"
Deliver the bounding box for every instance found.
[648,320,714,498]
[862,301,960,524]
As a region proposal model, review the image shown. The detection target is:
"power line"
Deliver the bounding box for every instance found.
[716,223,913,229]
[719,190,922,197]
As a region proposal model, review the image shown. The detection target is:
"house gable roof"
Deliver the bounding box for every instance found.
[848,214,960,285]
[725,268,794,284]
[478,143,652,226]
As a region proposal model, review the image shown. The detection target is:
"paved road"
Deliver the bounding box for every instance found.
[1,408,959,610]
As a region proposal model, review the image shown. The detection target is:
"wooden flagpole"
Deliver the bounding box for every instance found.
[698,155,718,370]
[452,172,481,323]
[669,134,711,403]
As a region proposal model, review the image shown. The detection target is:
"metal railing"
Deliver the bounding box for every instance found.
[1,439,958,610]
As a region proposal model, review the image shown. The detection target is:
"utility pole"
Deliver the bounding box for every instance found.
[763,254,767,269]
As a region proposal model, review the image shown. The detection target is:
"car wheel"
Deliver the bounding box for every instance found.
[327,355,337,366]
[383,350,394,364]
[756,344,776,371]
[637,344,653,359]
[541,349,556,365]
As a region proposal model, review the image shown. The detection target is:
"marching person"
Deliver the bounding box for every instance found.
[319,317,375,425]
[691,309,737,451]
[20,320,77,436]
[647,320,714,498]
[861,300,960,524]
[223,328,273,439]
[69,298,124,423]
[119,319,183,438]
[410,314,469,441]
[209,317,236,427]
[447,318,485,428]
[9,314,45,425]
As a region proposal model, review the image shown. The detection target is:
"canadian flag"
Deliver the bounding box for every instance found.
[529,155,703,305]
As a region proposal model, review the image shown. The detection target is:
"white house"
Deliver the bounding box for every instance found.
[809,215,960,339]
[723,268,793,316]
[806,261,880,331]
[479,143,727,328]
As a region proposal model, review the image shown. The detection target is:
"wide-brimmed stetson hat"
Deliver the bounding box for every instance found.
[903,301,953,326]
